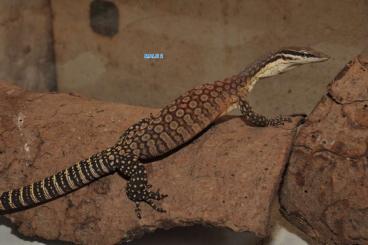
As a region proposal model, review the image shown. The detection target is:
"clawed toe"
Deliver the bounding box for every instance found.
[146,199,166,213]
[135,202,142,219]
[146,188,168,200]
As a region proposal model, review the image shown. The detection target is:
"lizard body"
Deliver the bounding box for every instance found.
[0,47,328,217]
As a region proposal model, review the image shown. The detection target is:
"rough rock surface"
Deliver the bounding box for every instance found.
[0,82,300,245]
[280,56,368,245]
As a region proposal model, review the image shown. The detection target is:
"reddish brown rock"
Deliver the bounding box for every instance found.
[0,81,300,245]
[280,57,368,245]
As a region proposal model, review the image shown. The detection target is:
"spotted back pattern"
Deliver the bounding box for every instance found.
[116,77,245,159]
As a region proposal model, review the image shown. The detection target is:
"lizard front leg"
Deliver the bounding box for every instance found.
[239,98,291,127]
[117,153,167,218]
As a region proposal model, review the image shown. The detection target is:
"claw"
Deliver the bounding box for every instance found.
[146,199,166,213]
[135,202,142,219]
[157,190,167,200]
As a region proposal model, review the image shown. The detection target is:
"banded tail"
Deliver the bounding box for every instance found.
[0,149,116,214]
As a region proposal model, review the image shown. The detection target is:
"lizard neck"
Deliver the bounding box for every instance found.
[234,52,288,97]
[232,72,260,99]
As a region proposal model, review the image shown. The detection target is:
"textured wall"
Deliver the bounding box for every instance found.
[51,0,368,116]
[0,0,56,91]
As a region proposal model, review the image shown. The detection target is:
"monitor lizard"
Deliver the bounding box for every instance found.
[0,47,329,218]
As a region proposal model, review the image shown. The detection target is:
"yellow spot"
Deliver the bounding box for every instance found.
[183,114,194,125]
[189,101,197,109]
[175,109,185,117]
[169,120,179,130]
[153,117,162,124]
[154,125,164,133]
[141,134,151,142]
[182,96,191,103]
[194,89,203,95]
[130,142,138,149]
[200,94,208,101]
[194,108,202,115]
[140,122,148,129]
[164,114,173,123]
[136,130,145,136]
[169,105,177,112]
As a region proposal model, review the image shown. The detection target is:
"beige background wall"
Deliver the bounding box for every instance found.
[52,0,367,116]
[0,0,56,91]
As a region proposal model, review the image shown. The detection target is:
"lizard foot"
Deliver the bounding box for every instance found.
[118,154,167,218]
[127,183,168,219]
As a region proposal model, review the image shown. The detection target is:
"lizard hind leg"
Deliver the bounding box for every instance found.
[117,154,167,218]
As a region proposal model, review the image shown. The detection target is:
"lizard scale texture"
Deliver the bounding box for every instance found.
[0,47,329,217]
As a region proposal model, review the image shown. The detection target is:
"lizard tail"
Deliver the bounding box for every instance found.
[0,148,116,214]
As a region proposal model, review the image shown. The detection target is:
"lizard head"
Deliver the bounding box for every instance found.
[277,47,330,65]
[254,47,329,78]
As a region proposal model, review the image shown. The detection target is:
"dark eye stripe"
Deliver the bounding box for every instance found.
[283,50,315,58]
